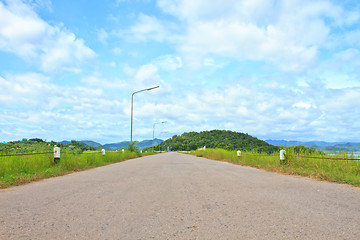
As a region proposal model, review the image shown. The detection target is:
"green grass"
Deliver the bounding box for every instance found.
[192,148,360,187]
[0,151,154,188]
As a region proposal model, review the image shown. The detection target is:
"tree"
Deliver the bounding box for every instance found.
[127,141,139,152]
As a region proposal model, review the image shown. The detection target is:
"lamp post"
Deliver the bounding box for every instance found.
[131,86,160,143]
[153,121,167,152]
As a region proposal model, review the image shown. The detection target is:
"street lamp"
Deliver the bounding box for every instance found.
[131,86,160,143]
[153,121,167,152]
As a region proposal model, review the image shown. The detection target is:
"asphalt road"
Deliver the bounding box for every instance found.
[0,152,359,239]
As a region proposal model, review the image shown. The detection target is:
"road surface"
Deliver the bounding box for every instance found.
[0,152,359,239]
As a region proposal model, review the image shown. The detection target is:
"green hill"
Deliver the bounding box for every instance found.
[80,140,104,149]
[103,142,129,150]
[161,130,279,153]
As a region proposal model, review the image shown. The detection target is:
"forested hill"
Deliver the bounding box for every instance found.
[162,130,279,153]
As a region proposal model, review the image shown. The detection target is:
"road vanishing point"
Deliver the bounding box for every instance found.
[0,152,359,239]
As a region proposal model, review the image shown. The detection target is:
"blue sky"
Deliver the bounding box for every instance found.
[1,0,360,144]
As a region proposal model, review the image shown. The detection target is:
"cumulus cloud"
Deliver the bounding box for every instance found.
[120,56,180,91]
[0,72,53,107]
[0,0,95,73]
[1,0,359,143]
[0,72,129,140]
[134,64,161,87]
[1,68,359,142]
[129,14,170,42]
[127,71,360,142]
[310,48,360,89]
[152,0,359,72]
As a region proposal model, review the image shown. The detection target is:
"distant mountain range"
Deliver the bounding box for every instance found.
[59,138,360,152]
[75,139,164,150]
[265,140,360,151]
[79,140,103,148]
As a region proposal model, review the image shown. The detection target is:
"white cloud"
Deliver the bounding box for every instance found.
[203,58,226,69]
[0,72,52,107]
[39,31,95,72]
[177,20,319,71]
[342,30,360,47]
[157,0,244,21]
[1,0,359,143]
[129,14,169,42]
[153,0,359,72]
[153,55,182,70]
[176,15,318,71]
[1,69,359,142]
[0,0,95,73]
[321,88,360,113]
[121,59,177,92]
[135,64,159,82]
[128,74,360,142]
[0,72,130,142]
[312,48,360,89]
[292,102,313,109]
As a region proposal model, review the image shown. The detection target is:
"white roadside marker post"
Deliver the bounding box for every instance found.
[54,147,60,164]
[237,150,241,157]
[280,149,286,165]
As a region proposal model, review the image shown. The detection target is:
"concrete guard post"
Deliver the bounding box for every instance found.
[237,150,241,157]
[54,147,60,164]
[280,149,286,165]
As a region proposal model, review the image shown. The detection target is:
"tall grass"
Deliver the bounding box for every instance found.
[0,151,152,188]
[192,148,360,186]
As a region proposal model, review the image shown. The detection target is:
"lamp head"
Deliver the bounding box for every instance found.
[146,86,160,91]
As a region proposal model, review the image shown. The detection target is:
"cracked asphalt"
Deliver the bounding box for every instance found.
[0,152,359,239]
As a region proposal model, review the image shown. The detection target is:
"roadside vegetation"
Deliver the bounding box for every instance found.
[0,138,96,154]
[0,139,153,188]
[2,133,359,188]
[192,147,360,187]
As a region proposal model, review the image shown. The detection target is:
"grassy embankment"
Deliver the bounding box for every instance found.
[0,151,153,189]
[192,148,360,187]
